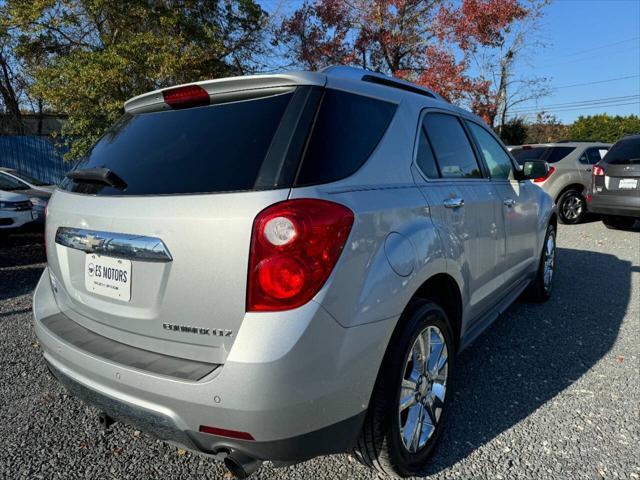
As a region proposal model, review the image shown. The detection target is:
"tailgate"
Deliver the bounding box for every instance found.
[46,189,289,364]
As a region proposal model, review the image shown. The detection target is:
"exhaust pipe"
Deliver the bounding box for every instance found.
[224,452,262,479]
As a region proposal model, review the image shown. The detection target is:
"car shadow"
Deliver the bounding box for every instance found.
[422,247,630,475]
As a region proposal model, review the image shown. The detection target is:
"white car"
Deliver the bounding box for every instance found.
[0,189,35,231]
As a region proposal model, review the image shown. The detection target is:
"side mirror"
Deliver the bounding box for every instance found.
[520,160,549,180]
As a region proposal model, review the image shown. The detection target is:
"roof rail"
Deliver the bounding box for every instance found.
[320,65,442,101]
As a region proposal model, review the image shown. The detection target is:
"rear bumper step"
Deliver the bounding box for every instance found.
[41,313,219,381]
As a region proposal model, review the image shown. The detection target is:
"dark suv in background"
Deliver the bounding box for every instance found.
[588,134,640,230]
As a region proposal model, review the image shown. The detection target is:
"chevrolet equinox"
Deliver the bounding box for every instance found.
[33,66,557,478]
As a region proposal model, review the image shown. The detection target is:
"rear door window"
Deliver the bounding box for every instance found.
[422,113,482,179]
[415,128,440,178]
[546,147,576,163]
[294,89,397,186]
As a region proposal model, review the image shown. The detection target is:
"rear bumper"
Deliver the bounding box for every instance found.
[46,361,365,461]
[33,268,394,461]
[588,196,640,218]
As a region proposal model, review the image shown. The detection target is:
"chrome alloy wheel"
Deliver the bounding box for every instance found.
[398,325,448,453]
[543,231,556,292]
[561,194,583,221]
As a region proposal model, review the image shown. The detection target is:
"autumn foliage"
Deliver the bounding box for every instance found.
[276,0,530,121]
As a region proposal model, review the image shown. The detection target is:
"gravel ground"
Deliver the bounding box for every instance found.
[1,221,638,480]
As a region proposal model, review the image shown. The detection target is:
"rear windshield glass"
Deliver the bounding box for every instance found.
[512,146,575,164]
[294,89,397,186]
[62,91,295,195]
[604,137,640,165]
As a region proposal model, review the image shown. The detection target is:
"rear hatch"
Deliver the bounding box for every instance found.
[46,80,324,365]
[594,136,640,201]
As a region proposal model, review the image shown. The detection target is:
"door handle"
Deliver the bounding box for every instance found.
[443,197,465,209]
[584,168,592,172]
[503,198,516,207]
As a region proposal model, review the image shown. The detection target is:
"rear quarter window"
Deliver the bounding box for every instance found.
[294,89,397,186]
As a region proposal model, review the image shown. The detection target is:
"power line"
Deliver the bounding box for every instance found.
[552,75,640,90]
[545,36,640,60]
[509,95,640,113]
[506,101,640,117]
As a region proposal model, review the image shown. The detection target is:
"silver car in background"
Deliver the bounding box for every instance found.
[33,67,556,478]
[511,142,611,224]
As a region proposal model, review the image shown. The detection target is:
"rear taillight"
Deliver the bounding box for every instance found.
[162,85,210,109]
[592,165,605,176]
[533,166,555,183]
[247,199,354,312]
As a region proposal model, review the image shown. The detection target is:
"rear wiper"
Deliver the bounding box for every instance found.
[66,167,127,190]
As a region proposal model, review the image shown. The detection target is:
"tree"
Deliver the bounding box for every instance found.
[452,0,551,131]
[0,7,28,135]
[6,0,268,158]
[498,117,527,145]
[275,0,532,108]
[568,114,640,143]
[525,111,568,143]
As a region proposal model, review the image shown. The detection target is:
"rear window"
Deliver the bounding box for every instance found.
[294,89,397,186]
[512,146,575,165]
[604,137,640,165]
[62,91,296,195]
[63,87,397,195]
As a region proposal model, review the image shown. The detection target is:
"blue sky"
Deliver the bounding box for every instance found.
[259,0,640,124]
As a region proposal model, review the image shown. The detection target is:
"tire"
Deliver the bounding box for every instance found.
[525,224,556,302]
[353,299,455,478]
[557,189,586,224]
[601,215,637,230]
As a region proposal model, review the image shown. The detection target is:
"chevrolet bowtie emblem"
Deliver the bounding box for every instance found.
[82,234,103,249]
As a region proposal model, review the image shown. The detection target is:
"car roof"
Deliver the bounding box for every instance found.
[124,65,482,123]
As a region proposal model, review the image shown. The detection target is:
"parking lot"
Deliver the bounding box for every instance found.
[1,220,638,480]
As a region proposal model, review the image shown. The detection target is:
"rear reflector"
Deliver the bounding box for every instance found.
[199,425,255,441]
[162,85,210,109]
[533,166,555,183]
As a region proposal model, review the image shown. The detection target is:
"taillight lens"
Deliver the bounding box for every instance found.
[533,166,555,183]
[162,85,210,109]
[592,165,605,176]
[247,199,354,312]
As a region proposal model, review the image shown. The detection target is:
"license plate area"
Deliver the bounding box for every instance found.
[618,178,638,189]
[85,254,132,302]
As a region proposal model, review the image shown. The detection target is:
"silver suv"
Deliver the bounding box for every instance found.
[511,142,611,224]
[33,67,556,478]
